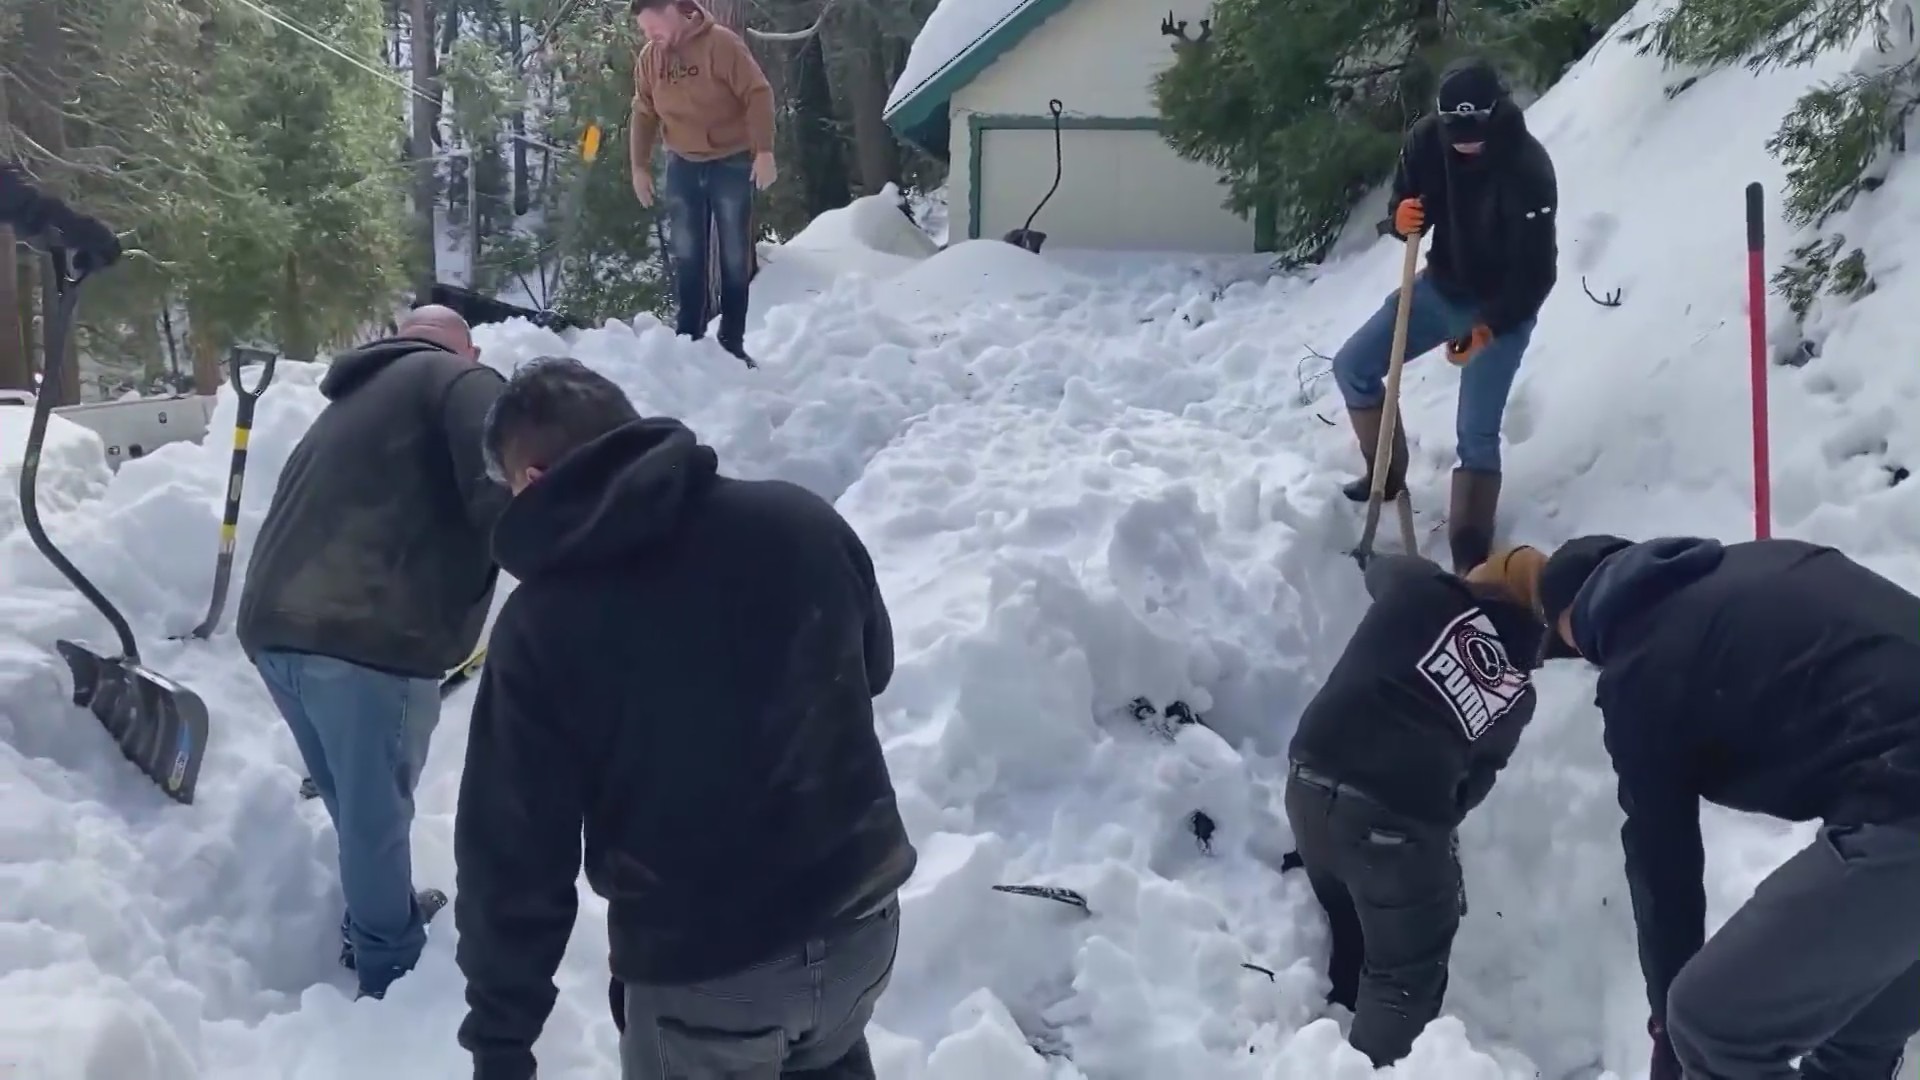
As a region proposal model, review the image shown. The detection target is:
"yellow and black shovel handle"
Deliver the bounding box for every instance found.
[181,347,278,640]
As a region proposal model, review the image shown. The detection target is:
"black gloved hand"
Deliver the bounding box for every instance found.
[1649,1017,1682,1080]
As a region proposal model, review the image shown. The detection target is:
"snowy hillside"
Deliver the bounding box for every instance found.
[3,3,1919,1078]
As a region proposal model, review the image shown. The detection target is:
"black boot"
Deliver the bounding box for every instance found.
[1340,407,1409,503]
[1447,468,1502,573]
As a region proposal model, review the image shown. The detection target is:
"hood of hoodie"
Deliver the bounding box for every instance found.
[1568,536,1728,663]
[320,337,458,400]
[492,416,720,580]
[661,1,715,48]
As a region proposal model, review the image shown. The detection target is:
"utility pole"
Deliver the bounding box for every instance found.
[409,0,440,297]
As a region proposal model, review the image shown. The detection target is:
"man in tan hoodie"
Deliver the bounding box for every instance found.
[630,0,777,367]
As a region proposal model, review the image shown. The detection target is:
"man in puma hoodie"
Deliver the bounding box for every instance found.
[628,0,777,366]
[1536,534,1920,1080]
[238,305,508,999]
[453,358,913,1080]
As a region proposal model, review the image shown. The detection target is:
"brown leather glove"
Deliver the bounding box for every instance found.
[1393,197,1426,238]
[1446,323,1494,365]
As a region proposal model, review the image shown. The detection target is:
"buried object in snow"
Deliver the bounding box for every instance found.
[16,247,211,805]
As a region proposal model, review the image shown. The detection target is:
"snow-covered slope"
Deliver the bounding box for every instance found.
[3,3,1919,1077]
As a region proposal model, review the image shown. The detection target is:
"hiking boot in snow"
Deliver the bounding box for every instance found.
[720,338,758,369]
[1447,468,1501,574]
[1341,406,1408,503]
[339,887,449,975]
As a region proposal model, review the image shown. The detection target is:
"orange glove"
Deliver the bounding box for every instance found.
[1393,197,1426,238]
[1446,323,1493,365]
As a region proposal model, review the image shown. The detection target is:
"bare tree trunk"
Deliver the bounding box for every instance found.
[793,33,850,216]
[161,302,182,378]
[16,257,37,381]
[21,0,81,403]
[0,242,25,391]
[510,11,530,215]
[468,148,482,287]
[133,310,166,386]
[0,77,28,392]
[844,11,899,193]
[277,252,317,361]
[185,298,223,395]
[409,0,440,296]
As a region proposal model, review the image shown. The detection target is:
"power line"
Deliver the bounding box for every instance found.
[218,0,593,159]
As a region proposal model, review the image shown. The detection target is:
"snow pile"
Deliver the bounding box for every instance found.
[0,406,112,540]
[734,187,944,337]
[2,1,1919,1076]
[787,183,942,261]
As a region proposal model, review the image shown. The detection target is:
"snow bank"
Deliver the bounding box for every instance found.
[787,183,941,261]
[0,405,112,540]
[3,0,1919,1075]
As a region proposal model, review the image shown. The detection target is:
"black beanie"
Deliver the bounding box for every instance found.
[1538,534,1634,629]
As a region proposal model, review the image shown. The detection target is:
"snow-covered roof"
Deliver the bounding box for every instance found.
[884,0,1080,146]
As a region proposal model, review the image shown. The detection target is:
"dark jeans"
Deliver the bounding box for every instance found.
[616,898,899,1079]
[254,649,442,997]
[1284,763,1462,1067]
[1665,821,1920,1079]
[664,151,754,352]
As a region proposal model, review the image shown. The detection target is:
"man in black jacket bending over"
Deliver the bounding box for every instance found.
[1286,546,1547,1066]
[1331,57,1558,574]
[454,358,915,1080]
[1538,535,1920,1080]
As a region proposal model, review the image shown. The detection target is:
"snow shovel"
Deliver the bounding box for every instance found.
[174,346,277,641]
[1351,235,1424,568]
[1002,99,1064,254]
[18,251,211,805]
[297,645,487,799]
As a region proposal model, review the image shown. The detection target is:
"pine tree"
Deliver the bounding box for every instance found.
[1154,0,1634,263]
[1631,0,1919,320]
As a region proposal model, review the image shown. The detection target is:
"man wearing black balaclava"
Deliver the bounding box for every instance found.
[1329,57,1558,575]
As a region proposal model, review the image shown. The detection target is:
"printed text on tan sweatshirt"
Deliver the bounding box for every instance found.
[629,8,776,172]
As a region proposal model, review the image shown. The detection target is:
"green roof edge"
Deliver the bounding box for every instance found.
[883,0,1081,148]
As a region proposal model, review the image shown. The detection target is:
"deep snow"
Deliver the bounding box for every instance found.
[5,2,1920,1077]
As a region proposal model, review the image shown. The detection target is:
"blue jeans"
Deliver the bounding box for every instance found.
[255,649,442,996]
[664,151,754,350]
[1332,273,1534,473]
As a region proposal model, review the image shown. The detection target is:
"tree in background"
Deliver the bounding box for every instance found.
[1628,0,1919,322]
[1152,0,1633,265]
[0,0,946,397]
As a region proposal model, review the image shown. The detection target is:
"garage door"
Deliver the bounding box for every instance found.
[975,125,1256,253]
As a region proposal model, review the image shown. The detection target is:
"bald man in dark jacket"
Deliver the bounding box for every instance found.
[239,305,508,1000]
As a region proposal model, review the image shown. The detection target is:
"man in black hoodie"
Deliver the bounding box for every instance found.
[1537,535,1920,1080]
[454,358,914,1080]
[237,305,508,999]
[1331,57,1559,574]
[1286,547,1546,1067]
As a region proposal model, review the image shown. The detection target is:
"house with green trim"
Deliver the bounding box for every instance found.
[885,0,1271,253]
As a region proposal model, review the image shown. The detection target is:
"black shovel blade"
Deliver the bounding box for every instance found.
[1001,228,1048,254]
[56,640,210,805]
